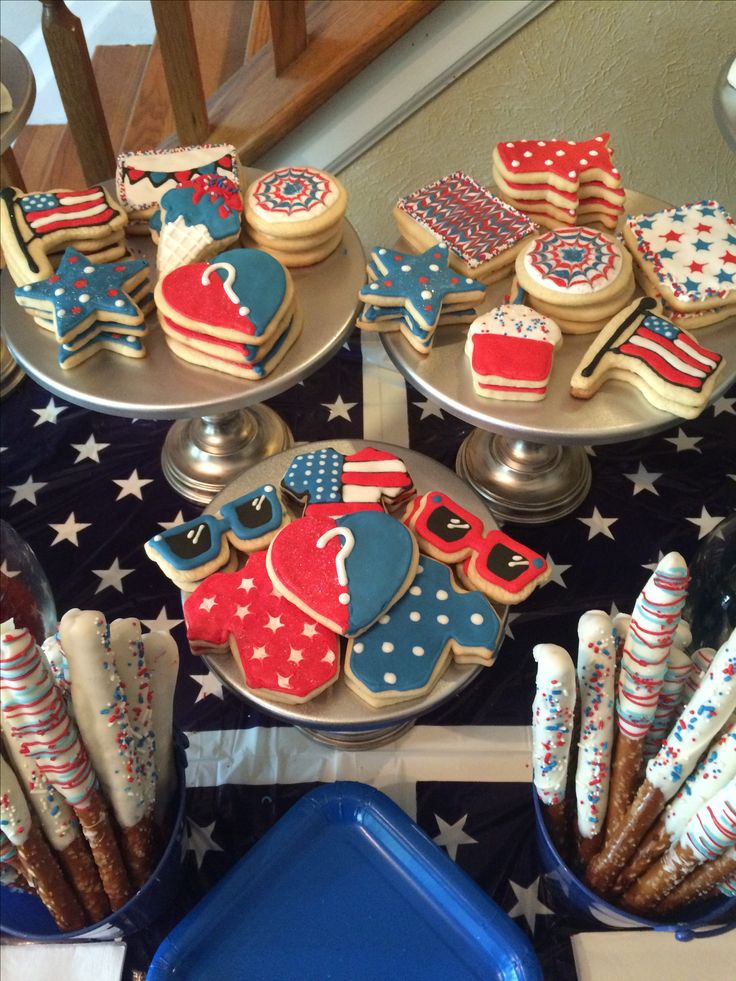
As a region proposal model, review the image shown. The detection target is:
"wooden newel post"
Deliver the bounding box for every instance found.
[267,0,307,75]
[150,0,209,147]
[40,0,116,185]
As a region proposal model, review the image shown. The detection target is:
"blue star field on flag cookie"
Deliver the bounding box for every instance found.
[359,244,485,330]
[15,248,149,343]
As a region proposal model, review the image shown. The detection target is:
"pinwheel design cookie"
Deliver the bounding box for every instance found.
[184,552,340,703]
[515,226,635,333]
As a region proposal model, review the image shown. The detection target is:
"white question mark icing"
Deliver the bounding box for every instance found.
[316,526,355,606]
[201,262,251,317]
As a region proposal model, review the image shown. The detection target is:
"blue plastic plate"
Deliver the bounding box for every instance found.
[148,781,541,980]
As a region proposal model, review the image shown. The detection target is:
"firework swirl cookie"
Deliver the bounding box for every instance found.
[184,551,340,703]
[115,143,239,227]
[623,200,736,326]
[492,134,625,229]
[0,184,128,287]
[515,226,635,332]
[266,511,418,637]
[570,296,725,419]
[155,247,302,379]
[393,171,537,283]
[357,244,485,353]
[152,173,243,277]
[344,556,501,707]
[281,446,415,517]
[244,166,347,266]
[405,490,550,605]
[464,304,562,401]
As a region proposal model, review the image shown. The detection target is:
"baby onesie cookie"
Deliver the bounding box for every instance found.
[184,552,340,703]
[405,490,550,605]
[0,184,128,286]
[515,227,635,333]
[153,173,243,277]
[570,296,725,420]
[281,446,415,517]
[623,200,736,319]
[344,555,501,707]
[393,171,537,283]
[266,511,418,637]
[465,304,562,400]
[115,143,239,223]
[244,166,347,266]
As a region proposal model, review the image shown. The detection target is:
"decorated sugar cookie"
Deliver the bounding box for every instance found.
[246,166,346,234]
[465,304,562,400]
[406,491,550,605]
[184,553,340,703]
[281,446,415,516]
[344,556,501,707]
[266,511,418,637]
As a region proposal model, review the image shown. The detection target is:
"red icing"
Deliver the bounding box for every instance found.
[159,262,258,335]
[495,134,621,186]
[184,552,339,699]
[470,333,554,383]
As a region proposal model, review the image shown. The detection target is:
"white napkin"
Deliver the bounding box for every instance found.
[572,930,736,980]
[0,942,126,981]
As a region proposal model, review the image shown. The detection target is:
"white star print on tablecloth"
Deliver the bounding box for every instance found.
[578,507,617,540]
[141,606,183,634]
[507,877,553,934]
[8,476,48,505]
[665,428,702,453]
[687,505,725,539]
[625,463,662,495]
[191,672,224,703]
[712,395,735,416]
[541,554,571,588]
[92,558,135,593]
[1,560,20,578]
[71,434,110,463]
[32,398,67,426]
[186,818,224,870]
[49,512,91,546]
[159,511,187,529]
[432,813,477,861]
[413,399,444,421]
[321,394,358,421]
[113,469,154,500]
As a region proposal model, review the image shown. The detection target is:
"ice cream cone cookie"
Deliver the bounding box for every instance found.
[658,845,736,913]
[575,611,617,864]
[532,643,576,857]
[139,630,179,826]
[0,621,132,909]
[616,717,736,893]
[587,628,736,896]
[622,779,736,914]
[605,553,689,839]
[623,200,736,317]
[393,171,537,282]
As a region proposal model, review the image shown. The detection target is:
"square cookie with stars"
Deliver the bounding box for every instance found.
[623,200,736,322]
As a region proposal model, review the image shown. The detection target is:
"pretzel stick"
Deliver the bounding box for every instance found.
[1,754,86,931]
[657,845,736,914]
[0,621,132,909]
[643,622,692,761]
[587,628,736,896]
[141,630,179,826]
[1,830,34,892]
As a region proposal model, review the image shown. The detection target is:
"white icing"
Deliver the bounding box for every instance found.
[316,526,355,586]
[532,643,576,806]
[0,756,32,846]
[141,630,179,824]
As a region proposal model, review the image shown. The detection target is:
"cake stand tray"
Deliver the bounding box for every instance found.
[196,439,508,749]
[1,171,365,501]
[382,190,735,523]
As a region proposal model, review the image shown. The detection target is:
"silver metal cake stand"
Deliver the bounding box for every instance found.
[382,190,736,524]
[197,439,508,749]
[1,171,365,502]
[1,36,36,399]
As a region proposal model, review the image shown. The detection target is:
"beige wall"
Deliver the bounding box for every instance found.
[340,0,736,249]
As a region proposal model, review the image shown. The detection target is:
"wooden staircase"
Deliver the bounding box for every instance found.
[11,0,440,192]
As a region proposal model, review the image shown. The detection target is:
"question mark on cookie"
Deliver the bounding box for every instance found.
[316,527,355,606]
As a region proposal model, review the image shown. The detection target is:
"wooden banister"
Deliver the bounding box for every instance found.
[40,0,116,184]
[267,0,307,75]
[150,0,209,146]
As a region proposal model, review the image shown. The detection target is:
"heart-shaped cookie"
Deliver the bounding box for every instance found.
[154,247,290,342]
[266,511,418,636]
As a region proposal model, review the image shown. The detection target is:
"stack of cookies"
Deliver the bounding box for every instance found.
[244,166,348,267]
[0,184,128,287]
[514,226,635,333]
[393,171,537,284]
[14,249,153,368]
[623,199,736,329]
[492,134,625,230]
[356,243,485,354]
[154,246,302,379]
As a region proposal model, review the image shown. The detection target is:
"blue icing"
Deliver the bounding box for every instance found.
[347,557,499,694]
[337,511,416,634]
[57,327,145,366]
[159,177,241,240]
[282,448,344,504]
[209,248,286,338]
[147,514,225,571]
[220,484,283,539]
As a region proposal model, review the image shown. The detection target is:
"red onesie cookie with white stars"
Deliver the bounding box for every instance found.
[492,134,625,230]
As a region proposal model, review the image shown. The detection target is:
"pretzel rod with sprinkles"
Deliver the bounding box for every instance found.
[1,753,86,930]
[0,827,33,892]
[0,620,132,909]
[658,844,736,913]
[587,628,736,896]
[141,630,179,826]
[643,620,693,761]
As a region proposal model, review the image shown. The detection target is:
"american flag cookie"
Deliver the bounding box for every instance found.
[0,184,128,287]
[393,171,537,283]
[623,200,736,325]
[570,296,726,420]
[515,226,635,333]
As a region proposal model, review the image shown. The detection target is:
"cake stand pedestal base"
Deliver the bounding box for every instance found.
[456,429,591,525]
[161,405,294,504]
[295,720,416,750]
